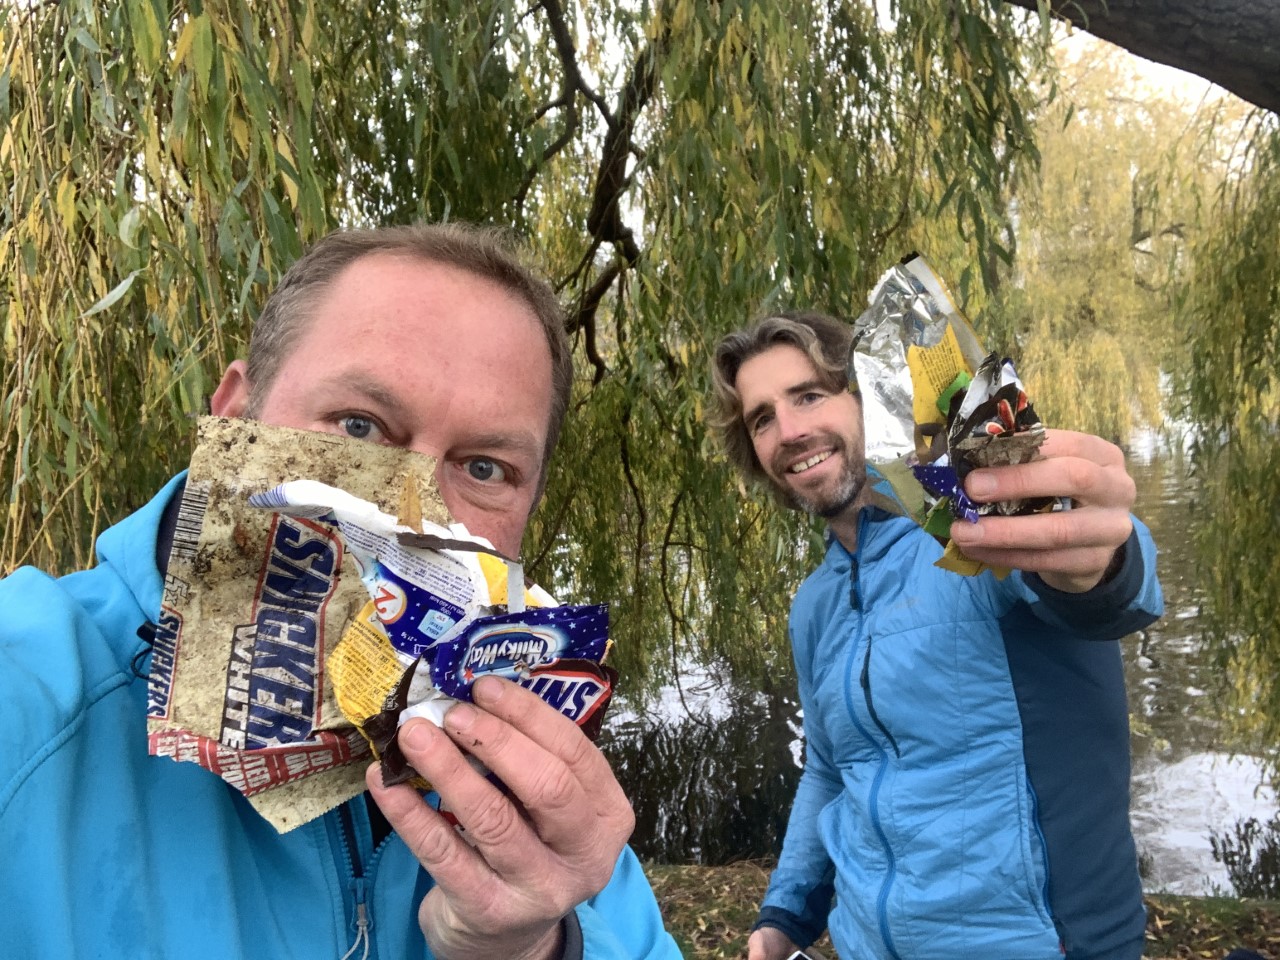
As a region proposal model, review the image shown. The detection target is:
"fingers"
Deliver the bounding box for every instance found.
[948,503,1132,561]
[468,676,619,799]
[449,679,631,879]
[747,926,800,960]
[948,506,1131,588]
[367,677,631,912]
[948,430,1136,590]
[963,430,1135,512]
[365,723,503,896]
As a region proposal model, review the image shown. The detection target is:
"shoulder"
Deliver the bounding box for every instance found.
[0,562,147,765]
[0,490,170,800]
[790,541,851,633]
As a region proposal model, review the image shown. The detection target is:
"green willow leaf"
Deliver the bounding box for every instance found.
[80,269,143,318]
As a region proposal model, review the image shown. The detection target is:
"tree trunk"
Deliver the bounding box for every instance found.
[1003,0,1280,115]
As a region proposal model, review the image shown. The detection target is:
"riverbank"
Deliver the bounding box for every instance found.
[647,861,1279,958]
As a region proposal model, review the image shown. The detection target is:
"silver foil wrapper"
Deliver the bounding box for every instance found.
[848,254,986,463]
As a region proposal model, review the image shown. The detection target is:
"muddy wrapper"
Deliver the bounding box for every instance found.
[148,417,617,831]
[146,417,448,831]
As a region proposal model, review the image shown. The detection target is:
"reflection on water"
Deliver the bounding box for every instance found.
[1132,753,1275,894]
[602,675,801,865]
[601,435,1278,893]
[1125,436,1277,894]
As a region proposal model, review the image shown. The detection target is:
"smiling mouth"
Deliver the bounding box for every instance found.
[788,451,832,474]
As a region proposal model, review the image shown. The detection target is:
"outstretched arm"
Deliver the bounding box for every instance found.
[948,429,1136,593]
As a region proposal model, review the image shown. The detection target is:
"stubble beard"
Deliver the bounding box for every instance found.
[774,441,867,521]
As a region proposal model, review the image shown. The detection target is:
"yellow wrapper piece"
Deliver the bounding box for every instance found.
[935,539,1010,580]
[328,600,411,749]
[907,324,972,428]
[478,552,546,608]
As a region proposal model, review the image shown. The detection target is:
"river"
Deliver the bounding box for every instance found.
[600,434,1278,895]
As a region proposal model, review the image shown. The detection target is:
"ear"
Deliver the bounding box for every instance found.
[211,360,252,417]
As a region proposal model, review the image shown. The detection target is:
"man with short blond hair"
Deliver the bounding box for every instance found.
[0,222,680,960]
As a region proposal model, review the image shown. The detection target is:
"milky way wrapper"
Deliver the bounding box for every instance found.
[849,254,1064,576]
[147,416,616,832]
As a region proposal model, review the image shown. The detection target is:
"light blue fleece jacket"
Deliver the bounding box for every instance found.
[0,475,680,960]
[759,497,1163,960]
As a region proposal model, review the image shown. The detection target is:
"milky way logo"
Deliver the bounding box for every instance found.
[460,625,565,681]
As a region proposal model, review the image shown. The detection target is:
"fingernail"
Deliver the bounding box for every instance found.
[967,472,996,498]
[472,676,504,705]
[950,519,983,544]
[447,702,478,732]
[401,720,432,750]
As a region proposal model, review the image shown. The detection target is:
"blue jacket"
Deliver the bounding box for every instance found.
[0,475,680,960]
[758,503,1163,960]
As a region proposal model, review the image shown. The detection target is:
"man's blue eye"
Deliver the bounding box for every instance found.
[467,459,505,482]
[342,416,374,439]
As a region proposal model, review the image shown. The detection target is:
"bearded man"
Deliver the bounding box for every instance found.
[709,310,1163,960]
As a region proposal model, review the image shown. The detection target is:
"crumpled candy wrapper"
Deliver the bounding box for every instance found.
[849,253,1063,575]
[252,479,615,789]
[146,416,615,831]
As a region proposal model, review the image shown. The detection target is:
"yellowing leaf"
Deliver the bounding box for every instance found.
[276,131,299,206]
[55,177,77,229]
[231,115,249,156]
[275,130,296,169]
[192,15,214,96]
[174,16,197,66]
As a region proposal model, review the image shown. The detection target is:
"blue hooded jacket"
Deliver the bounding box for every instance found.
[758,500,1163,960]
[0,476,680,960]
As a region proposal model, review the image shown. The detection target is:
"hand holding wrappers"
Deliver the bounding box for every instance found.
[849,254,1062,575]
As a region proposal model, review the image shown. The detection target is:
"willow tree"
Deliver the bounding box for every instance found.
[2,0,1047,693]
[1179,113,1280,774]
[983,36,1248,445]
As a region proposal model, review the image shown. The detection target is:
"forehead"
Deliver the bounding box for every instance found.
[291,254,554,440]
[735,343,823,407]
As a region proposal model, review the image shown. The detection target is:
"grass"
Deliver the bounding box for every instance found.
[647,860,1280,959]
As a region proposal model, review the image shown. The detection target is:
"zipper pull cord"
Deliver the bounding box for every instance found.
[339,902,370,960]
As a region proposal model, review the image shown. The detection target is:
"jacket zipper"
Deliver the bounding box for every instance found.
[1026,781,1061,941]
[860,641,901,759]
[338,804,372,960]
[847,513,903,960]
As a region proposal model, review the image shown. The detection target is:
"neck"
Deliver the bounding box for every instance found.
[825,486,869,553]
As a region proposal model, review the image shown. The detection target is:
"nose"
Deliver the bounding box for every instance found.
[774,405,810,444]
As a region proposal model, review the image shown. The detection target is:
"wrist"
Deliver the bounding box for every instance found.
[430,918,565,960]
[515,920,565,960]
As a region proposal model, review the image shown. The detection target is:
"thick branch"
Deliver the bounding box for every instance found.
[539,0,614,123]
[567,261,621,384]
[583,39,659,259]
[538,5,669,379]
[1003,0,1280,114]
